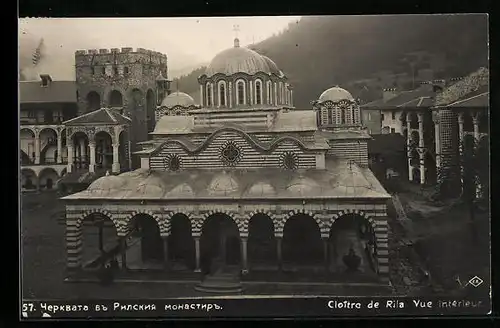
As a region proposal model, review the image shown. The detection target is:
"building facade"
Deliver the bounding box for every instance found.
[20,48,170,192]
[61,38,391,288]
[360,68,489,188]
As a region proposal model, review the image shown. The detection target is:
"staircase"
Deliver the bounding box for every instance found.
[195,265,243,294]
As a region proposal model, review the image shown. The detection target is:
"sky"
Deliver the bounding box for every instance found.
[19,17,301,80]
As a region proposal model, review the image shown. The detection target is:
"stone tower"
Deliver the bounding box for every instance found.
[74,47,168,168]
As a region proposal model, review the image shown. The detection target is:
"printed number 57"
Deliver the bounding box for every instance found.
[22,303,34,312]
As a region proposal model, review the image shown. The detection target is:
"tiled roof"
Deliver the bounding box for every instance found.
[361,87,436,109]
[61,159,391,201]
[64,108,131,126]
[435,67,489,106]
[20,80,77,103]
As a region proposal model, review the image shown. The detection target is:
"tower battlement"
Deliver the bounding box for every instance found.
[75,48,167,66]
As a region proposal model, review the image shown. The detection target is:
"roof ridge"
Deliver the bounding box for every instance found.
[104,108,118,123]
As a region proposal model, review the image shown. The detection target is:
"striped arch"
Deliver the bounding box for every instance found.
[277,208,323,237]
[245,209,277,237]
[330,209,376,230]
[196,209,242,237]
[77,209,123,234]
[123,210,164,236]
[164,211,193,237]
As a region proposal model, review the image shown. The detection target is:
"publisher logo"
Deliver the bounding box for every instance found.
[468,276,484,288]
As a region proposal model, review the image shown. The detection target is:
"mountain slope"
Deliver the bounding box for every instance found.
[175,15,488,108]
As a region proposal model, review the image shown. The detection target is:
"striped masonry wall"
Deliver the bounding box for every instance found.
[327,140,369,166]
[193,112,271,129]
[150,132,318,170]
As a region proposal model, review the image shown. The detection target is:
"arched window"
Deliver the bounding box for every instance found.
[124,67,129,75]
[327,109,333,125]
[267,81,272,105]
[278,82,283,104]
[218,81,226,107]
[236,80,245,105]
[206,83,212,107]
[341,108,347,124]
[255,80,262,105]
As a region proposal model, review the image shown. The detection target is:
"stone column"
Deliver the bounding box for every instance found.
[276,237,283,270]
[112,143,120,173]
[241,237,248,272]
[228,82,233,107]
[433,112,441,169]
[194,237,201,272]
[290,89,293,107]
[120,238,127,270]
[274,82,278,106]
[406,112,413,181]
[163,236,169,270]
[249,81,254,105]
[199,84,204,107]
[323,238,329,272]
[56,133,62,164]
[473,114,480,142]
[67,144,74,173]
[34,135,40,164]
[419,151,426,185]
[88,142,96,173]
[458,112,465,154]
[210,83,214,108]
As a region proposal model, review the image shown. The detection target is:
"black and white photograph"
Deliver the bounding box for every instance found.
[19,14,490,318]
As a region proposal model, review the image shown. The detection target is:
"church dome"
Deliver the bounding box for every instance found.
[260,55,282,75]
[205,38,278,77]
[207,172,240,196]
[319,86,354,102]
[161,91,196,108]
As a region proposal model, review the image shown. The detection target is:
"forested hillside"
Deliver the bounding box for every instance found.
[175,15,488,108]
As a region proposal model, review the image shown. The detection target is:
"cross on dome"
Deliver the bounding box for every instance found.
[232,24,241,48]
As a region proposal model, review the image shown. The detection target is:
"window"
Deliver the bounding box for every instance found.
[219,141,242,166]
[341,108,346,124]
[101,67,106,75]
[237,81,245,105]
[391,128,396,134]
[391,112,396,120]
[327,109,333,125]
[267,82,272,104]
[206,84,212,106]
[219,82,226,106]
[255,80,262,105]
[28,110,36,118]
[280,152,299,170]
[164,154,182,172]
[124,67,129,75]
[381,113,385,121]
[113,66,119,75]
[91,67,95,75]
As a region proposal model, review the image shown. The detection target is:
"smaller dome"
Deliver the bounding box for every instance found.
[87,175,126,196]
[134,175,167,197]
[161,91,196,108]
[319,86,354,102]
[246,181,276,197]
[166,183,195,198]
[286,176,320,196]
[88,175,126,191]
[208,172,239,196]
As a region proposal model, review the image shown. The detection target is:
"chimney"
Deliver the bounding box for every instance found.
[40,74,52,87]
[418,81,433,92]
[383,88,398,102]
[432,79,446,93]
